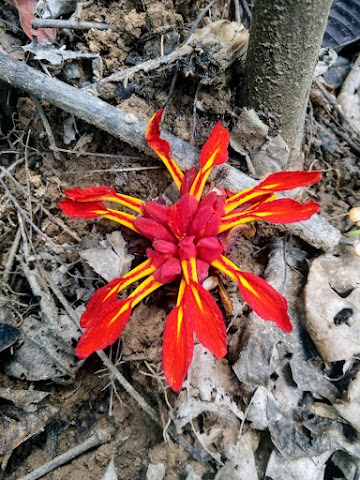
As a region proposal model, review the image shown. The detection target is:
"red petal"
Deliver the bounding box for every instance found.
[196,259,210,284]
[199,192,225,216]
[142,201,169,226]
[196,237,224,264]
[184,283,227,358]
[134,216,176,243]
[188,206,221,239]
[154,257,181,283]
[220,199,320,233]
[167,193,198,238]
[250,199,321,223]
[199,122,230,167]
[146,110,184,189]
[64,186,144,213]
[162,306,194,392]
[76,299,132,359]
[80,277,124,328]
[64,186,117,201]
[178,236,197,261]
[59,199,105,218]
[180,168,198,195]
[258,171,322,191]
[80,259,155,328]
[237,271,292,332]
[153,239,179,257]
[189,124,230,200]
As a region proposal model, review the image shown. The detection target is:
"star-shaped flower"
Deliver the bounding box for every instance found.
[59,110,321,391]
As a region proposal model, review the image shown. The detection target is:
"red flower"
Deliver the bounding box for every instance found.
[59,109,322,392]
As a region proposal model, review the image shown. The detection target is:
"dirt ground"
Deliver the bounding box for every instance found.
[1,1,360,479]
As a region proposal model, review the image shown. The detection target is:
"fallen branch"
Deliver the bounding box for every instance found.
[17,425,115,480]
[0,52,340,251]
[32,19,111,30]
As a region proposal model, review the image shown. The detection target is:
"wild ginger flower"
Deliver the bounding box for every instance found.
[59,110,321,391]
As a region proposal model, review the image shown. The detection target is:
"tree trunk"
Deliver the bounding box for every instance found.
[239,0,332,169]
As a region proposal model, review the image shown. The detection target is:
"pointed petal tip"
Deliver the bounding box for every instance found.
[162,306,194,393]
[59,199,104,218]
[64,186,116,201]
[75,300,132,359]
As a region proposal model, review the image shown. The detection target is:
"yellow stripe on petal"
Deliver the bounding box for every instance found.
[102,208,139,232]
[237,274,260,298]
[103,259,155,302]
[107,299,132,327]
[188,155,216,201]
[156,152,184,190]
[190,284,204,313]
[106,194,144,214]
[211,255,240,282]
[146,111,184,190]
[218,213,256,233]
[128,275,163,308]
[177,279,186,307]
[225,190,276,214]
[181,258,199,284]
[176,305,184,337]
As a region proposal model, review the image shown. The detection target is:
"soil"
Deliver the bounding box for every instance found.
[0,1,359,480]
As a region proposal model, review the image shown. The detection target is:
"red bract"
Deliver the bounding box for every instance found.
[59,109,322,392]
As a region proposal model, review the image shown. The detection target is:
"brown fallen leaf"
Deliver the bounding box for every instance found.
[4,0,57,44]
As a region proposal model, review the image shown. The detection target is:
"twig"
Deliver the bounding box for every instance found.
[31,19,111,30]
[0,52,341,251]
[314,78,360,142]
[96,350,160,425]
[233,0,242,25]
[17,426,115,480]
[0,166,81,242]
[42,270,81,331]
[97,0,217,87]
[240,0,252,23]
[29,94,61,161]
[318,115,360,155]
[2,227,21,284]
[0,177,61,252]
[49,148,147,161]
[64,166,163,174]
[191,83,201,145]
[185,0,218,41]
[97,351,215,470]
[97,43,193,86]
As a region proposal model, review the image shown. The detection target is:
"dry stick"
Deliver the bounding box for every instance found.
[42,277,215,470]
[319,115,360,155]
[29,94,61,161]
[240,0,252,23]
[17,426,115,480]
[314,78,360,143]
[0,166,81,242]
[0,177,61,251]
[97,43,193,86]
[233,0,242,25]
[98,351,215,470]
[64,166,163,174]
[32,19,111,30]
[0,52,341,251]
[3,227,21,284]
[185,0,218,40]
[97,0,217,87]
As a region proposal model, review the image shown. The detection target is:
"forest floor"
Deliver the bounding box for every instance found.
[0,1,360,479]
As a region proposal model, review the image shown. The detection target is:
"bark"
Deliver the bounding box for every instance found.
[239,0,332,169]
